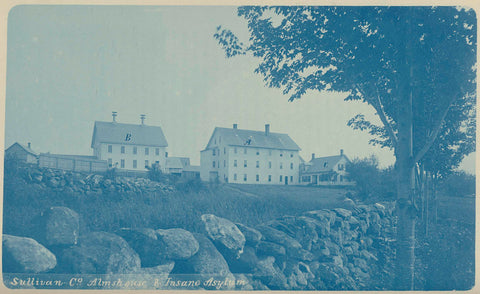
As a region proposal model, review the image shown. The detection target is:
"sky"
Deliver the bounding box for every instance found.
[4,5,476,173]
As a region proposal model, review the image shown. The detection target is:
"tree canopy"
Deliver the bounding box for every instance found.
[215,6,476,168]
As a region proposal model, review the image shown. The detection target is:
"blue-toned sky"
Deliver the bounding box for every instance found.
[4,5,475,173]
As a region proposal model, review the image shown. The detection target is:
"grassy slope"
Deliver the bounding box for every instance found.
[3,176,350,238]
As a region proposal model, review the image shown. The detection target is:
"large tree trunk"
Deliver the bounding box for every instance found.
[394,69,416,289]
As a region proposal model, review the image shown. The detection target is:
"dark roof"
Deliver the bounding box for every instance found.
[166,157,190,169]
[6,142,38,156]
[91,121,168,148]
[205,127,300,151]
[303,154,350,173]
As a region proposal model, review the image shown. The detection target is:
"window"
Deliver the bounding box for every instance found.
[234,160,237,167]
[340,175,344,182]
[280,163,283,169]
[244,148,247,154]
[269,161,272,169]
[234,174,237,181]
[338,164,344,170]
[155,148,160,156]
[145,148,149,155]
[269,150,272,156]
[290,153,293,158]
[290,176,293,182]
[108,145,112,153]
[324,162,328,168]
[213,149,216,156]
[133,160,137,169]
[234,147,237,154]
[224,147,226,154]
[256,161,260,168]
[256,151,259,155]
[145,160,149,168]
[165,152,168,158]
[121,146,125,154]
[244,174,247,181]
[121,159,125,168]
[108,158,112,167]
[213,161,216,168]
[244,160,247,168]
[268,175,272,182]
[290,163,294,170]
[133,147,137,155]
[280,175,283,182]
[280,153,283,157]
[256,174,259,182]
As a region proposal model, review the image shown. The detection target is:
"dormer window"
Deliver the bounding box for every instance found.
[324,162,328,168]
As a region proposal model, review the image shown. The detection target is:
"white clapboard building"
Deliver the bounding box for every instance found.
[200,124,301,185]
[299,150,354,186]
[91,113,168,171]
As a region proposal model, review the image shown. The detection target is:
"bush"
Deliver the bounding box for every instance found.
[346,155,396,202]
[147,164,165,182]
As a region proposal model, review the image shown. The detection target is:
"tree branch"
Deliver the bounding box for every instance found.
[356,87,398,150]
[413,95,457,163]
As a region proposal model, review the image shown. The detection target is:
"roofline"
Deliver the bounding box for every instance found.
[6,142,38,156]
[202,144,300,151]
[92,140,168,147]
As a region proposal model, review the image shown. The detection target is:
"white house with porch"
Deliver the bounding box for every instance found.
[200,124,301,185]
[300,150,354,186]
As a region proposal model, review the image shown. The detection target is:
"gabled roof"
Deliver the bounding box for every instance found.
[205,127,300,151]
[91,121,168,148]
[6,142,38,156]
[166,157,190,169]
[304,154,350,173]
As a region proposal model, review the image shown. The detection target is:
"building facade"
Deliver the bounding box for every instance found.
[200,124,301,185]
[300,150,354,186]
[91,114,168,172]
[5,142,38,164]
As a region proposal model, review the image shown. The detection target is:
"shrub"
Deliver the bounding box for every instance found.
[146,164,165,182]
[346,155,396,202]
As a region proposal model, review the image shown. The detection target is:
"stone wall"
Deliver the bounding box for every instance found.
[3,201,395,290]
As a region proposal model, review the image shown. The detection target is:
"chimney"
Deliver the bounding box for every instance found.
[112,111,117,122]
[340,149,344,156]
[233,124,238,129]
[265,124,270,136]
[28,142,31,149]
[312,153,315,160]
[140,114,146,125]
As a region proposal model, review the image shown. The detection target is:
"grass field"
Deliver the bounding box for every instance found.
[3,176,352,238]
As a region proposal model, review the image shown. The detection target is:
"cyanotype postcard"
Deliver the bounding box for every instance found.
[0,1,477,292]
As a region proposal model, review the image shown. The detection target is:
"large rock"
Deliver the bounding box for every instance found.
[227,246,260,273]
[256,241,286,257]
[39,206,80,247]
[252,256,288,290]
[57,231,140,274]
[236,223,262,247]
[3,235,57,273]
[117,228,198,267]
[201,214,245,258]
[173,233,231,279]
[256,225,301,250]
[156,229,199,260]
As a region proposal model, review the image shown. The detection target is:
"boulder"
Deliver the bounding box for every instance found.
[117,228,199,266]
[155,228,199,260]
[227,246,259,273]
[57,231,140,274]
[236,223,262,247]
[256,225,301,250]
[39,206,80,247]
[3,235,57,273]
[173,233,231,279]
[256,241,286,257]
[289,247,314,261]
[252,256,288,290]
[201,214,245,258]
